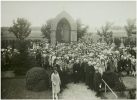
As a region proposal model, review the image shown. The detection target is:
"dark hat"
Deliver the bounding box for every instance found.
[53,67,57,70]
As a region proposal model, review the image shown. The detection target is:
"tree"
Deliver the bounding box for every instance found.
[114,37,121,47]
[11,41,37,75]
[41,18,54,43]
[9,18,31,40]
[124,19,136,46]
[76,19,89,40]
[97,22,113,43]
[124,19,136,37]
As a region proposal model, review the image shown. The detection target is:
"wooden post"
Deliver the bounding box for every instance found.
[105,84,106,96]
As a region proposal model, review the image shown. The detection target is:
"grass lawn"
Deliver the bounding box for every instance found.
[1,70,136,99]
[1,78,52,99]
[1,69,53,99]
[121,76,136,89]
[100,75,136,99]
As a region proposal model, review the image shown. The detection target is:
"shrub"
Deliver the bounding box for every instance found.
[102,71,126,93]
[102,71,119,88]
[26,67,49,92]
[115,80,126,94]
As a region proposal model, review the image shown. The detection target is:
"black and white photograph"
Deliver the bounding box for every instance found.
[1,1,136,99]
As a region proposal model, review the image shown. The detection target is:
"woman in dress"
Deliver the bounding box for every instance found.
[51,67,61,100]
[113,56,118,72]
[100,59,106,73]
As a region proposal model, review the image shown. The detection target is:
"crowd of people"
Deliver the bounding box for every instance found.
[1,46,13,71]
[29,40,136,99]
[1,40,136,99]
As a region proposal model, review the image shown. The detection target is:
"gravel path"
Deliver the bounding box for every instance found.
[60,82,101,100]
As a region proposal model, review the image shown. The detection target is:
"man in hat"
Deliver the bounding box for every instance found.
[94,65,102,97]
[120,55,125,71]
[129,47,136,58]
[45,52,50,69]
[63,63,69,88]
[107,55,115,72]
[41,51,45,67]
[67,60,74,82]
[51,53,56,67]
[36,49,41,66]
[124,55,131,75]
[57,62,64,92]
[88,61,95,90]
[73,59,80,84]
[114,56,118,72]
[86,60,92,88]
[80,58,88,83]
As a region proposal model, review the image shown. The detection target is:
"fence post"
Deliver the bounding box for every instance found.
[105,84,106,96]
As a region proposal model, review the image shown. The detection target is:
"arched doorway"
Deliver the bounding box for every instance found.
[56,18,71,43]
[51,11,77,45]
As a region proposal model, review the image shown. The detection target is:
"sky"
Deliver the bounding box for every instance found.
[1,1,136,30]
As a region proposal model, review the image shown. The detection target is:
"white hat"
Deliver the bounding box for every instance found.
[93,62,96,65]
[88,61,92,65]
[1,49,4,51]
[109,53,112,56]
[98,67,103,75]
[94,66,98,70]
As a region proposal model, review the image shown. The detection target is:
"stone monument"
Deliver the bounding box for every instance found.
[51,11,77,45]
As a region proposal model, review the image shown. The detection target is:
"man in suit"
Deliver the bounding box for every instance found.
[57,64,64,92]
[89,61,95,90]
[124,55,131,75]
[129,48,136,58]
[120,55,125,71]
[63,64,69,87]
[86,61,95,90]
[80,58,88,83]
[73,59,80,84]
[86,59,90,86]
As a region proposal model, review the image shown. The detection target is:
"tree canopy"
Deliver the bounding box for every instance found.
[9,18,31,40]
[41,18,54,41]
[76,19,89,40]
[97,22,113,38]
[124,19,136,37]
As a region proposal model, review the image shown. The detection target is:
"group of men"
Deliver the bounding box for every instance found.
[1,46,17,71]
